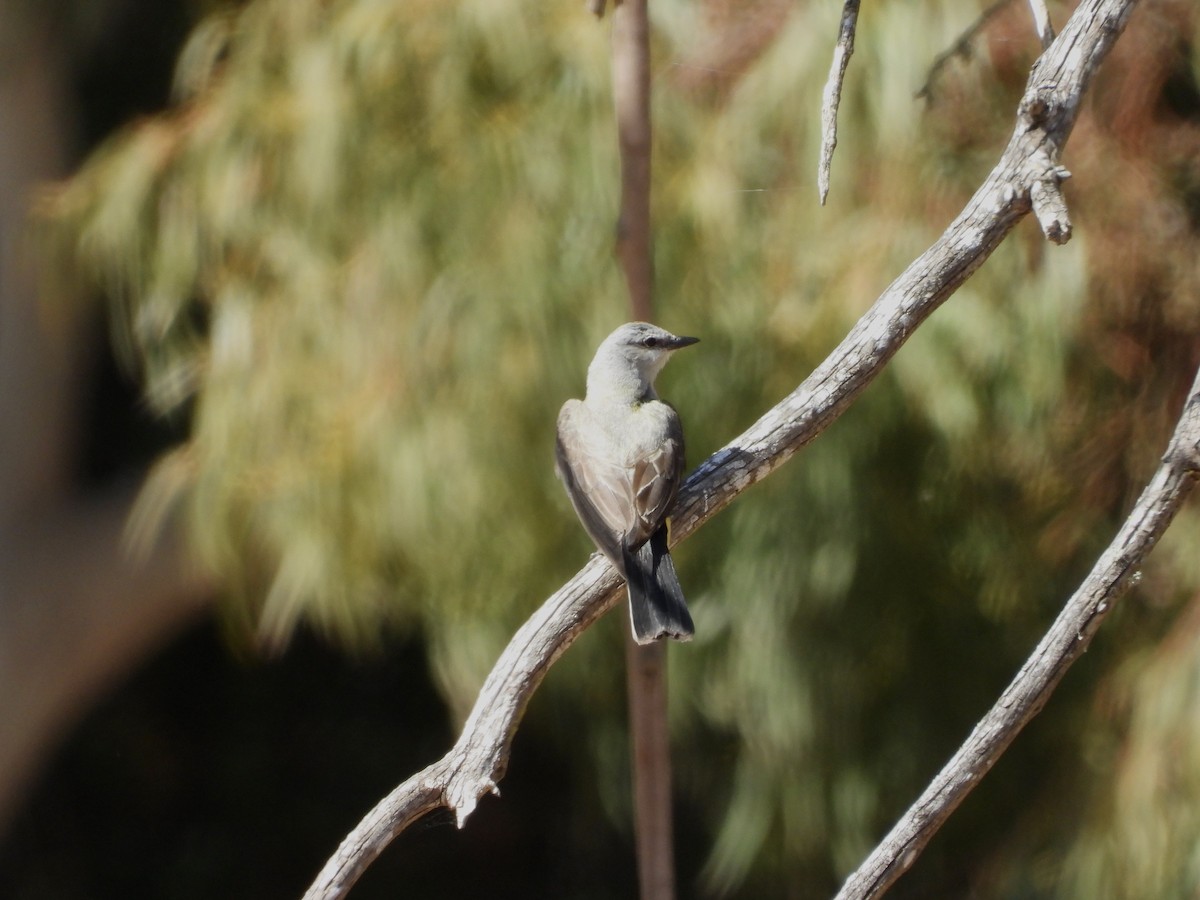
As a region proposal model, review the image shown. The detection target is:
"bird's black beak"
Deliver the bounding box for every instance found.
[668,335,700,350]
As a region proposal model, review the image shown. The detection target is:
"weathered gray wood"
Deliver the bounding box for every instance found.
[1028,0,1057,48]
[817,0,860,205]
[673,0,1139,539]
[302,555,623,899]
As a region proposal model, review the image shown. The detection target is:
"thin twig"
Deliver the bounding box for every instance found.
[915,0,1015,103]
[625,638,674,900]
[1028,0,1056,47]
[835,363,1200,900]
[302,1,1138,896]
[817,0,860,205]
[610,1,677,896]
[612,0,654,317]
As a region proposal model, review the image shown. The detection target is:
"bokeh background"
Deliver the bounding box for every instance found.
[3,0,1200,897]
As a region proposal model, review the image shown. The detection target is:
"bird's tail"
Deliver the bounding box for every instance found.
[622,526,694,644]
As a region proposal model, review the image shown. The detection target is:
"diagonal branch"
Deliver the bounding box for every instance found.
[301,0,1138,896]
[673,0,1137,531]
[835,364,1200,900]
[302,556,624,900]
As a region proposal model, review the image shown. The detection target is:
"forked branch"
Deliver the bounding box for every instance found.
[303,1,1139,897]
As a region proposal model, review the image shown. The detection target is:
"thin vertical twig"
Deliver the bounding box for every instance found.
[1027,0,1056,47]
[625,638,675,900]
[612,0,654,320]
[611,2,676,898]
[587,2,679,894]
[817,0,861,205]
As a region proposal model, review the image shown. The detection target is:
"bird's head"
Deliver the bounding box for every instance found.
[587,322,699,401]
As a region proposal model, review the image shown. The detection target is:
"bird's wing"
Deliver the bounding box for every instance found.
[556,401,684,558]
[556,402,634,565]
[627,411,685,544]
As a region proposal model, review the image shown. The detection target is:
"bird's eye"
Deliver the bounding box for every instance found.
[643,337,659,348]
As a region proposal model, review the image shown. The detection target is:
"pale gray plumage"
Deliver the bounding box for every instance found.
[555,322,698,643]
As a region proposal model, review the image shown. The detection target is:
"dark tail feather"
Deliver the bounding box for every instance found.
[622,527,694,644]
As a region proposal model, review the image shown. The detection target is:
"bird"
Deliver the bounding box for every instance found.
[555,322,698,644]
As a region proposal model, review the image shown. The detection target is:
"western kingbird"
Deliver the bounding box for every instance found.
[555,322,698,644]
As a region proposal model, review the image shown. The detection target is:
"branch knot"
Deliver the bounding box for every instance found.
[1018,85,1059,130]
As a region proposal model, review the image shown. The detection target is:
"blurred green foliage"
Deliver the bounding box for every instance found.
[41,0,1200,895]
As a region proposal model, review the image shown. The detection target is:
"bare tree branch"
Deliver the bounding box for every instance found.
[302,556,624,900]
[835,364,1200,900]
[674,0,1138,535]
[817,0,860,205]
[302,1,1138,896]
[1028,0,1057,47]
